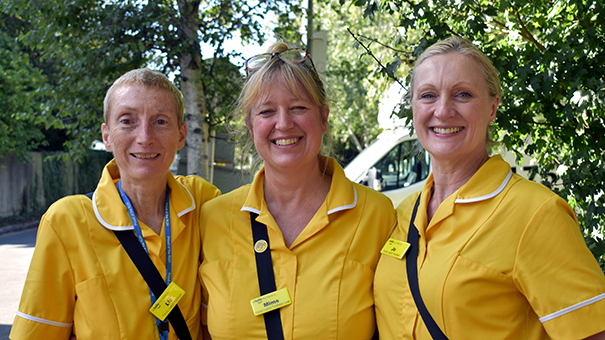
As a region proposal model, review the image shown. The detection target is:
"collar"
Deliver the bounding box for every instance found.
[240,156,357,216]
[454,155,513,203]
[90,159,196,232]
[417,155,513,231]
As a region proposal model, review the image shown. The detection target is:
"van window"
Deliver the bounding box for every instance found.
[368,140,430,192]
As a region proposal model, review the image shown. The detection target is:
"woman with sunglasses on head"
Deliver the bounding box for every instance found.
[199,43,396,339]
[373,36,605,340]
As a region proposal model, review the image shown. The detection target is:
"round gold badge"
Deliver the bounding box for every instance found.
[254,240,268,253]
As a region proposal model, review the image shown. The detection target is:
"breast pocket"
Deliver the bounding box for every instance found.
[74,275,121,340]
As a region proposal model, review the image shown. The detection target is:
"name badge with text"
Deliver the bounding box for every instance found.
[381,238,411,259]
[250,288,292,316]
[149,282,185,321]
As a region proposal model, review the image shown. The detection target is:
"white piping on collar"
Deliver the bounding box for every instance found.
[93,181,195,231]
[241,206,261,214]
[177,182,196,217]
[454,170,513,204]
[327,185,357,215]
[92,190,134,231]
[240,185,358,216]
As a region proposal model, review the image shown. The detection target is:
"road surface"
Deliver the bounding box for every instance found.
[0,228,37,340]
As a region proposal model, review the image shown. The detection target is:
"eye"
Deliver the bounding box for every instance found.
[258,109,275,115]
[456,91,472,99]
[156,118,168,125]
[119,118,132,125]
[419,93,435,100]
[291,106,307,111]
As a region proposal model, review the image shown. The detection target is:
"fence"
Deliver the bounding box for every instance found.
[0,150,113,220]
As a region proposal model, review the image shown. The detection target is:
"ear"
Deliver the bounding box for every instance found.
[321,105,330,133]
[177,123,187,150]
[245,115,253,138]
[489,95,500,122]
[101,123,113,152]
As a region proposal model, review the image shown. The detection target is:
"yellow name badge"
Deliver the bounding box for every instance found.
[381,238,411,259]
[250,288,292,316]
[149,282,186,321]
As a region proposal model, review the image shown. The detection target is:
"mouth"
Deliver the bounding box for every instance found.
[273,137,302,146]
[431,127,462,134]
[132,153,160,159]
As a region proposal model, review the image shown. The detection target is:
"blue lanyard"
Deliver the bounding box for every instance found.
[118,180,172,340]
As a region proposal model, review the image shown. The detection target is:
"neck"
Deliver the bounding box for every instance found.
[428,152,490,220]
[119,178,167,235]
[262,157,332,247]
[263,157,329,204]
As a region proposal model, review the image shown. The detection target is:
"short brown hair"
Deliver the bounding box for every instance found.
[103,68,185,126]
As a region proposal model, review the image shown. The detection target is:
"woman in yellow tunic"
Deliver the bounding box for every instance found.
[199,43,396,339]
[11,69,220,340]
[373,36,605,340]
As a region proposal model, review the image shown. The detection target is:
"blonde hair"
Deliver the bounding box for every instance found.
[408,36,501,149]
[408,36,501,101]
[233,42,332,169]
[237,43,328,127]
[104,68,185,125]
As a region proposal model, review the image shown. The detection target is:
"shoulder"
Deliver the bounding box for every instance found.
[352,182,395,210]
[174,174,221,202]
[45,194,93,219]
[201,184,251,213]
[505,174,569,211]
[38,193,95,237]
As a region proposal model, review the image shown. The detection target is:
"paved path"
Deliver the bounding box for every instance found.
[0,228,37,339]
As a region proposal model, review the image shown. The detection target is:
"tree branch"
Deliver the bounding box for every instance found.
[513,7,544,52]
[355,33,415,64]
[346,27,406,89]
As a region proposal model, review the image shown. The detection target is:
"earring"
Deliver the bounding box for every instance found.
[489,119,495,125]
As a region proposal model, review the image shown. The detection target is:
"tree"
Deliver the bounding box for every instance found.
[6,0,301,177]
[347,0,605,269]
[0,11,47,160]
[301,0,406,165]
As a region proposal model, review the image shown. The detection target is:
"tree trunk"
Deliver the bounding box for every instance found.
[177,0,210,178]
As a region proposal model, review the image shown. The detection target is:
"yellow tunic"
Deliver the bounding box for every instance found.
[374,155,605,340]
[10,159,220,340]
[200,157,396,339]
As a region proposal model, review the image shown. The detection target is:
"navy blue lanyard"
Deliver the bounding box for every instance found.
[118,180,172,340]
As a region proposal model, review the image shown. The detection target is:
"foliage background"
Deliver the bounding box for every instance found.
[1,0,603,269]
[348,0,605,269]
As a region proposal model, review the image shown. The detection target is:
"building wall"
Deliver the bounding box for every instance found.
[0,151,112,219]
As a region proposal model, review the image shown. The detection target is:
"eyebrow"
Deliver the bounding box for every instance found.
[114,105,175,114]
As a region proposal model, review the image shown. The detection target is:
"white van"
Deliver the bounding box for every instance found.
[344,127,430,207]
[344,127,558,207]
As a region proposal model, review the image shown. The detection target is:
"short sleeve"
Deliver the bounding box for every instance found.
[514,195,605,340]
[10,215,76,340]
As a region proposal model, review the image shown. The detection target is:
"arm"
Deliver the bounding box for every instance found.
[202,325,212,340]
[516,195,605,339]
[10,215,76,339]
[585,331,605,340]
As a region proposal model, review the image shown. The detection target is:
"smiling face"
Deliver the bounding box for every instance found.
[412,52,500,166]
[102,83,186,185]
[247,75,329,172]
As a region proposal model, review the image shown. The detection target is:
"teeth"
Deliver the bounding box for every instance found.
[274,138,299,146]
[133,153,159,159]
[433,127,461,134]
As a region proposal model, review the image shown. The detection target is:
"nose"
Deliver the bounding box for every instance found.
[434,96,455,119]
[274,108,294,130]
[135,122,154,145]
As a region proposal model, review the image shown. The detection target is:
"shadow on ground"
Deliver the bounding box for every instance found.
[0,227,37,248]
[0,323,12,339]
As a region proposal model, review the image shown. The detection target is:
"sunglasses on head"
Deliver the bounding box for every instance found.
[245,48,317,77]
